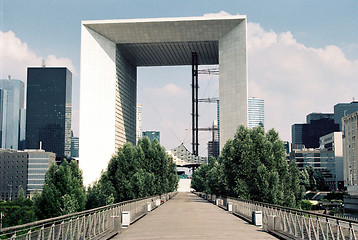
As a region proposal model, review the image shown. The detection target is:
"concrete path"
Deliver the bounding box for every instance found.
[113,192,277,239]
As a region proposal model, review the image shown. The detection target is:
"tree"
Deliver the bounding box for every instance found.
[305,165,326,191]
[85,137,178,209]
[34,161,85,219]
[0,188,37,228]
[191,125,305,208]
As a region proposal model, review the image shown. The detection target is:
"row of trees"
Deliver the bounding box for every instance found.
[1,137,178,227]
[191,126,324,208]
[86,138,178,209]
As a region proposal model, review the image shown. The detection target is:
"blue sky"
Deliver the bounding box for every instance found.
[1,0,358,156]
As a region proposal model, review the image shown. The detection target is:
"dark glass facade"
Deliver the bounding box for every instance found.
[142,131,160,143]
[292,115,339,149]
[26,67,72,162]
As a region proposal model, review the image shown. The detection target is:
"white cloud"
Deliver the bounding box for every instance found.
[202,11,237,18]
[247,22,358,141]
[0,30,76,82]
[145,83,189,98]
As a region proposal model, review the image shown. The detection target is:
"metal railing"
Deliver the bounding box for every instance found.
[196,192,358,240]
[0,192,177,240]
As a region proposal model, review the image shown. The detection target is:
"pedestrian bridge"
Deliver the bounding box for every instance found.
[2,192,358,239]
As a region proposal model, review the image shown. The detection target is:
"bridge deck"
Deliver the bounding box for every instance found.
[113,192,277,239]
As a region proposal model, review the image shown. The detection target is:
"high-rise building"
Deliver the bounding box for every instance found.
[342,111,358,212]
[136,103,142,145]
[291,113,339,149]
[283,141,291,154]
[26,149,56,197]
[290,138,342,191]
[0,149,55,200]
[0,149,27,200]
[334,101,358,131]
[208,141,219,159]
[0,79,25,150]
[319,132,344,190]
[290,132,343,191]
[26,67,72,163]
[342,111,358,186]
[0,89,7,147]
[71,136,79,158]
[142,131,160,143]
[248,97,264,130]
[207,120,219,159]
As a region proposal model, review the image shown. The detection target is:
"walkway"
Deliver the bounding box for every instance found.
[113,192,277,239]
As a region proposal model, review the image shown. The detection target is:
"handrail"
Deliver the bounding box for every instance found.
[195,192,358,240]
[196,191,353,223]
[0,191,177,239]
[1,193,164,233]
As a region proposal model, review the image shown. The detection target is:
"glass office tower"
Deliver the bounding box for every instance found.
[0,79,25,150]
[26,67,72,162]
[248,97,264,130]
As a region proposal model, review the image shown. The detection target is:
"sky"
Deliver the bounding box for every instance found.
[1,0,358,159]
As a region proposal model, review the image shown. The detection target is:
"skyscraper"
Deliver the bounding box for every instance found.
[0,79,25,150]
[292,113,339,149]
[207,120,219,159]
[334,101,358,131]
[248,97,264,130]
[142,131,160,143]
[71,137,79,158]
[0,89,7,147]
[136,103,142,144]
[26,67,72,162]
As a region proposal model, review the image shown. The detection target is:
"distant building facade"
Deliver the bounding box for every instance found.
[334,101,358,131]
[290,148,341,191]
[343,111,358,186]
[319,132,344,190]
[248,97,264,129]
[71,136,79,158]
[0,89,7,147]
[0,149,28,200]
[142,131,160,143]
[342,111,358,212]
[283,141,291,154]
[207,120,219,159]
[0,79,25,150]
[26,150,56,196]
[136,104,142,144]
[0,149,55,200]
[26,67,72,163]
[168,143,207,165]
[291,113,339,149]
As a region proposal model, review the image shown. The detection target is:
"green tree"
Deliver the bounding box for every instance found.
[191,164,210,193]
[0,188,37,228]
[85,172,116,210]
[305,165,326,191]
[86,137,178,209]
[192,125,305,208]
[34,161,85,219]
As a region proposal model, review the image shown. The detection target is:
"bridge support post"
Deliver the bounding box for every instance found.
[227,202,233,213]
[252,211,262,227]
[121,211,130,228]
